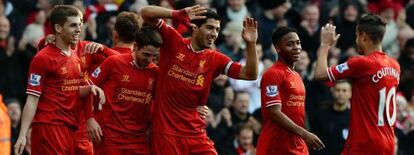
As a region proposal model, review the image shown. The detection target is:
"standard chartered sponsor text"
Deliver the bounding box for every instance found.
[61,78,82,91]
[168,65,198,84]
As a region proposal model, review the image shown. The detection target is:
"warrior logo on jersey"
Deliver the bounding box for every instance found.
[121,75,130,82]
[266,85,278,97]
[336,62,349,73]
[92,67,101,78]
[29,73,41,86]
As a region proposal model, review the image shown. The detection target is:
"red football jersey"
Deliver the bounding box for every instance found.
[152,20,242,136]
[74,41,120,140]
[257,62,308,155]
[327,51,400,154]
[112,47,132,54]
[90,53,157,145]
[26,45,82,128]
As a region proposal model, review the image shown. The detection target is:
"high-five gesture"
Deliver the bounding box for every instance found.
[171,5,207,26]
[320,23,340,46]
[183,5,207,21]
[242,17,258,44]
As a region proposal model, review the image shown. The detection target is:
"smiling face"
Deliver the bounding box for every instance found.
[276,32,302,63]
[192,18,221,49]
[134,44,159,68]
[54,15,82,46]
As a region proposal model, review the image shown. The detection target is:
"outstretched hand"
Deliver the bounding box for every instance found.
[185,5,207,21]
[173,5,207,26]
[320,23,340,46]
[242,17,258,44]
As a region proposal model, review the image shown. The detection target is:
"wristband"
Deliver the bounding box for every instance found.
[172,9,190,26]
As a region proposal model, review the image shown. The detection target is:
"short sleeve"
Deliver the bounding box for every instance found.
[213,51,241,78]
[26,55,49,97]
[260,70,284,108]
[89,57,113,86]
[327,56,366,82]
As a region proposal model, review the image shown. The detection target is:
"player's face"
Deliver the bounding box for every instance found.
[333,82,352,105]
[276,32,302,63]
[58,16,82,45]
[193,19,220,49]
[134,45,159,67]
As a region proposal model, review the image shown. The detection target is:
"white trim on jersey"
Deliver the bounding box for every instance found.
[224,61,233,75]
[327,67,336,82]
[265,100,282,107]
[26,89,41,97]
[156,19,163,29]
[87,79,95,85]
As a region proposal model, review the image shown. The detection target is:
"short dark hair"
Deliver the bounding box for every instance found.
[135,26,163,48]
[357,13,387,45]
[50,5,82,33]
[115,12,142,43]
[235,123,254,136]
[190,9,220,27]
[272,26,297,47]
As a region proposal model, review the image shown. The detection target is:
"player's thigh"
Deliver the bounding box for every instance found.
[31,124,75,155]
[187,135,217,155]
[151,133,183,155]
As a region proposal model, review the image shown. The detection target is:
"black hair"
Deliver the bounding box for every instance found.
[357,13,386,45]
[135,25,163,49]
[272,27,298,47]
[190,9,220,27]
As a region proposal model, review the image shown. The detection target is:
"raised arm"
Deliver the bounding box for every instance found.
[314,23,340,80]
[14,95,39,155]
[141,5,207,26]
[239,17,258,80]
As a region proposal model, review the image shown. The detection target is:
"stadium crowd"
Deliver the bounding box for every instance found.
[0,0,414,155]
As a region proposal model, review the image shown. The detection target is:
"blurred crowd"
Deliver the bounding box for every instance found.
[0,0,413,155]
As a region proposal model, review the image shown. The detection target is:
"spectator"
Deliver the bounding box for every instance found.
[18,10,46,51]
[297,3,320,61]
[221,124,256,155]
[217,0,252,27]
[219,21,244,62]
[398,38,414,104]
[311,80,351,155]
[257,0,290,53]
[6,98,21,155]
[0,16,29,102]
[395,94,414,155]
[208,74,231,114]
[335,0,362,60]
[230,43,265,114]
